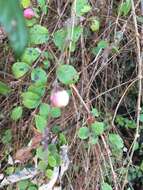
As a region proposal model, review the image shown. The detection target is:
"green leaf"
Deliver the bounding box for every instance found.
[78,127,90,140]
[46,169,53,179]
[28,83,46,97]
[91,107,99,117]
[56,64,79,85]
[52,125,61,134]
[90,18,100,32]
[101,182,113,190]
[39,103,50,118]
[0,81,11,95]
[0,0,28,56]
[98,40,108,49]
[21,91,41,109]
[38,0,48,14]
[53,28,67,51]
[31,67,47,84]
[118,0,131,16]
[12,62,30,79]
[91,122,104,136]
[5,166,14,175]
[50,107,61,118]
[21,48,41,65]
[109,133,124,150]
[10,106,23,121]
[73,0,92,16]
[59,133,67,145]
[2,129,12,144]
[17,180,29,190]
[21,0,31,8]
[36,146,48,160]
[48,154,57,167]
[53,26,83,52]
[38,160,47,171]
[35,115,47,133]
[29,24,49,45]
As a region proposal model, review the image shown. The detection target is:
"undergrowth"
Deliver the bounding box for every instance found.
[0,0,143,190]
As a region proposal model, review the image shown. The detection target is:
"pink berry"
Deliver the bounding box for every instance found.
[50,90,70,108]
[24,8,35,20]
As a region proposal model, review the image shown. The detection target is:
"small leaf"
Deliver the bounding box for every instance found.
[11,106,23,121]
[109,133,124,150]
[29,24,49,45]
[17,180,29,190]
[36,146,48,160]
[101,182,112,190]
[21,0,31,8]
[91,122,104,136]
[118,0,131,16]
[38,160,47,171]
[73,0,92,16]
[53,28,67,51]
[90,18,100,32]
[21,91,41,109]
[12,62,30,79]
[91,107,99,117]
[21,48,41,65]
[5,166,14,175]
[39,103,50,118]
[31,67,47,84]
[48,154,57,167]
[0,81,11,95]
[0,0,28,56]
[28,83,45,97]
[56,64,79,85]
[98,40,108,49]
[35,115,47,133]
[50,107,61,118]
[78,127,90,140]
[2,129,12,144]
[46,169,53,179]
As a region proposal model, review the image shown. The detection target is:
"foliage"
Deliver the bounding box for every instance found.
[0,0,28,56]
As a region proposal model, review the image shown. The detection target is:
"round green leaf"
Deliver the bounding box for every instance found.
[17,180,29,190]
[78,127,90,140]
[29,24,49,45]
[21,48,41,65]
[10,106,23,121]
[31,67,47,84]
[21,91,41,109]
[0,81,11,96]
[108,133,124,150]
[28,83,45,97]
[35,115,47,133]
[50,107,61,118]
[46,169,53,179]
[48,154,57,167]
[53,28,67,51]
[56,64,79,85]
[39,103,50,118]
[90,19,100,32]
[91,122,104,136]
[12,62,30,79]
[38,160,47,171]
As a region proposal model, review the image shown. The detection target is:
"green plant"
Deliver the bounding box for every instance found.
[0,0,28,56]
